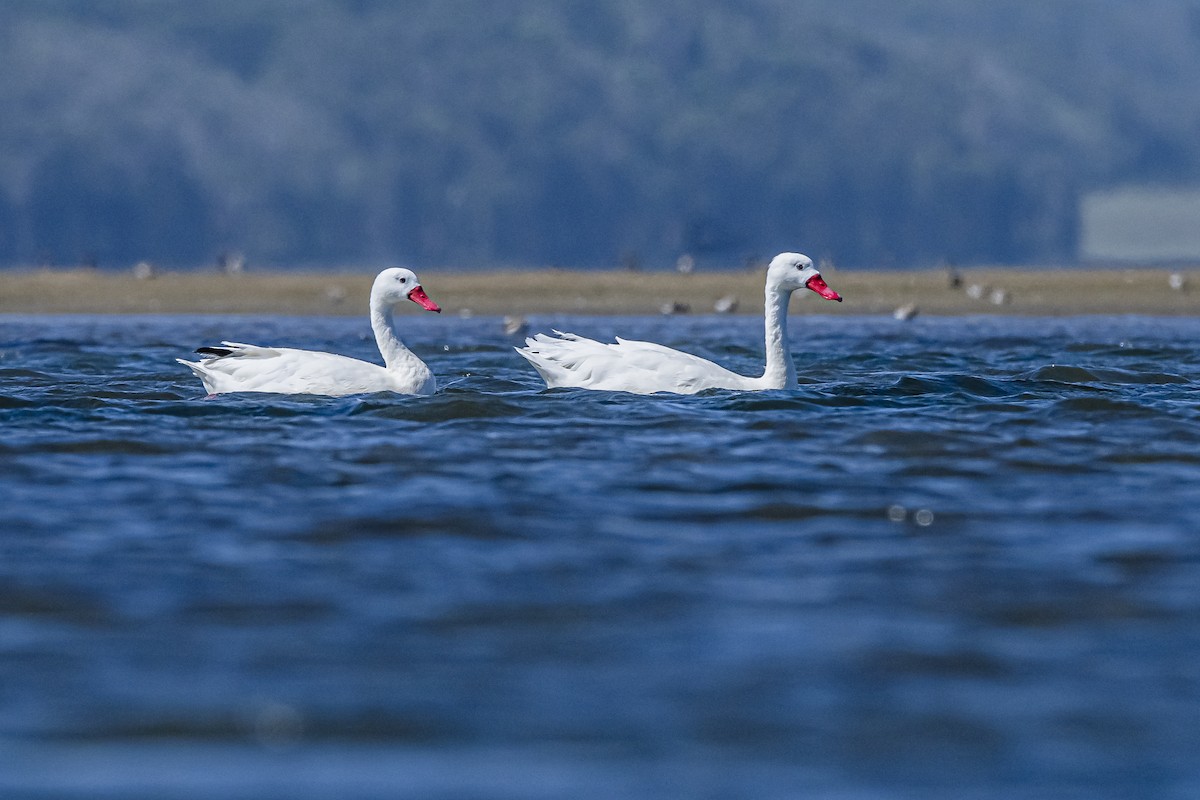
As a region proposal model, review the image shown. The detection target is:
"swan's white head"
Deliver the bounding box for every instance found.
[767,252,842,302]
[373,267,442,312]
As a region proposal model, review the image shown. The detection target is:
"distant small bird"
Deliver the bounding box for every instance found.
[893,303,919,321]
[132,261,156,280]
[660,301,691,315]
[503,315,529,336]
[1169,273,1187,291]
[989,288,1009,305]
[218,251,246,274]
[713,294,739,313]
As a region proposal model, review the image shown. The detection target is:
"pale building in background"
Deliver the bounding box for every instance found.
[1080,188,1200,263]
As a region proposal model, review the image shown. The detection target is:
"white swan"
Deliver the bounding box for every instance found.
[178,267,442,396]
[516,252,842,394]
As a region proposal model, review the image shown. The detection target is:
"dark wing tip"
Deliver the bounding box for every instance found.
[195,346,234,358]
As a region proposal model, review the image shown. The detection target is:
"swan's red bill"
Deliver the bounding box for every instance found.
[407,286,442,313]
[806,275,843,302]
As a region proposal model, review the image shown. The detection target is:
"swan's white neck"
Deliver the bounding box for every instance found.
[759,285,795,389]
[369,294,418,370]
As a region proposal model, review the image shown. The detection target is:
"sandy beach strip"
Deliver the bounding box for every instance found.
[1,266,1198,317]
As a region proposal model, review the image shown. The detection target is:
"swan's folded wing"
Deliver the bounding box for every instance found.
[182,343,388,394]
[212,341,281,359]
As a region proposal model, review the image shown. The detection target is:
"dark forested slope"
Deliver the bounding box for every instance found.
[2,0,1198,268]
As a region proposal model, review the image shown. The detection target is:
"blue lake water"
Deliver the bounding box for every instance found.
[2,312,1199,799]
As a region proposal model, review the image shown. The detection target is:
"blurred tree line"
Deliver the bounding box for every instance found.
[1,0,1199,269]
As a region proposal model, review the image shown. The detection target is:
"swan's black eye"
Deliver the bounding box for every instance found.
[399,277,407,284]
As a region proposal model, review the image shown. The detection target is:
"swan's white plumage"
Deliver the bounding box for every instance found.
[516,252,842,395]
[177,268,441,396]
[518,331,754,394]
[178,341,436,396]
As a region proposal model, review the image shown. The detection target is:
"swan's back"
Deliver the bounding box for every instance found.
[516,331,754,394]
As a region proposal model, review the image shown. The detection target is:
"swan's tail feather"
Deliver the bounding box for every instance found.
[516,331,619,388]
[516,331,579,387]
[523,330,581,348]
[175,357,202,374]
[175,358,219,393]
[514,345,560,385]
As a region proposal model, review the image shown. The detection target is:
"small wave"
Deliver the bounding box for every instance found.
[89,389,186,401]
[0,368,51,380]
[187,401,339,419]
[1025,364,1189,385]
[350,392,528,421]
[997,457,1103,474]
[141,399,280,417]
[861,647,1011,678]
[443,376,532,394]
[889,374,1010,398]
[1065,342,1194,359]
[0,394,39,409]
[1094,548,1181,575]
[718,394,822,412]
[1024,365,1101,383]
[1052,397,1156,414]
[974,401,1035,413]
[1095,369,1190,385]
[852,428,977,454]
[301,513,525,542]
[0,585,108,623]
[35,438,176,456]
[981,593,1162,628]
[1100,451,1200,465]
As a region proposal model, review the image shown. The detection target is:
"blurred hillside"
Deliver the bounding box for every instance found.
[2,0,1199,269]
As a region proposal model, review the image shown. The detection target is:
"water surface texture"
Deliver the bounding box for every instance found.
[2,313,1199,799]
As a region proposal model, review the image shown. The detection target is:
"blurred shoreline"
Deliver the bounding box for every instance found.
[2,266,1199,317]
